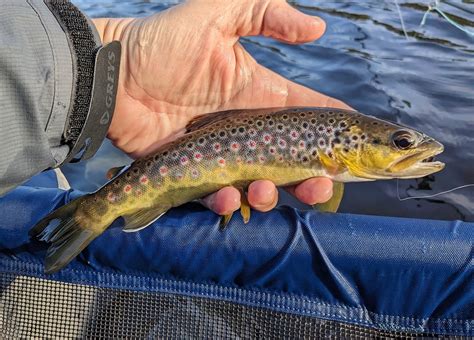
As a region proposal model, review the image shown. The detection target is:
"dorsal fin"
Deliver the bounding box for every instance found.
[185,108,287,133]
[185,110,245,133]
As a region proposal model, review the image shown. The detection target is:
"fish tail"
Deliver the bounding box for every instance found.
[29,195,103,274]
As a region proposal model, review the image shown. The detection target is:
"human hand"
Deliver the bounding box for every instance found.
[92,0,351,216]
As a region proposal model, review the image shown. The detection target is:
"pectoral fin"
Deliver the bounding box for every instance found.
[313,182,344,213]
[122,206,170,233]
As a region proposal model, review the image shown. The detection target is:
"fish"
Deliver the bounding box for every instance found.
[30,107,445,273]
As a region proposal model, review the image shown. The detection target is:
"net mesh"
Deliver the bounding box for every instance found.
[0,273,462,339]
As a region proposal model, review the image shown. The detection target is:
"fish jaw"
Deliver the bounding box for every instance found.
[387,139,445,179]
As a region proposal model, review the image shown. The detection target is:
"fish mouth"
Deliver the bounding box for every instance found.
[389,140,445,178]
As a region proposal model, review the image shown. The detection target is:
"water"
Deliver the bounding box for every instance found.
[67,0,474,221]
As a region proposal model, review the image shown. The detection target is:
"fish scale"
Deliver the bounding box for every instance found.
[30,107,445,273]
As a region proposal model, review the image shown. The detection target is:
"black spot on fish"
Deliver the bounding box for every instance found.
[282,114,289,120]
[277,124,284,131]
[126,173,131,179]
[340,122,347,128]
[352,135,358,140]
[345,138,351,145]
[219,131,226,138]
[239,127,245,133]
[312,150,318,157]
[372,138,381,145]
[372,121,379,126]
[333,138,341,144]
[302,156,309,162]
[311,118,317,124]
[338,113,345,118]
[146,161,153,167]
[154,155,160,161]
[335,130,341,137]
[292,117,298,123]
[163,151,169,157]
[361,135,366,140]
[302,122,309,129]
[210,132,217,139]
[268,120,274,126]
[265,115,271,120]
[256,121,264,128]
[328,118,335,124]
[230,128,237,135]
[300,112,306,118]
[355,119,360,124]
[343,148,349,153]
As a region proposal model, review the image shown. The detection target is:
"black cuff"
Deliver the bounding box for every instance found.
[44,0,121,164]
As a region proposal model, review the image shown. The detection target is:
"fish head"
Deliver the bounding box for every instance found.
[331,114,445,180]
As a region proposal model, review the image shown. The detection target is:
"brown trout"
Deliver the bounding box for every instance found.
[30,107,444,273]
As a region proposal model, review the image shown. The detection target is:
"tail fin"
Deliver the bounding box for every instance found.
[29,195,100,274]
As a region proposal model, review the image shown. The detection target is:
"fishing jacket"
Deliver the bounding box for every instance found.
[0,0,120,195]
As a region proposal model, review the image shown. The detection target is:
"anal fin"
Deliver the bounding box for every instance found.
[314,182,344,213]
[122,206,170,233]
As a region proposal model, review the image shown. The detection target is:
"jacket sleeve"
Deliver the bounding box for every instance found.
[0,0,105,196]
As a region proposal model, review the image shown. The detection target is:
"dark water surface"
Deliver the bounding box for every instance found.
[69,0,474,221]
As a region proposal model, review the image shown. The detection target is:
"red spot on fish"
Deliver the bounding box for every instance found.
[231,142,240,151]
[247,140,257,150]
[278,156,284,162]
[136,189,142,195]
[140,175,148,185]
[217,157,226,167]
[213,143,221,152]
[299,141,306,149]
[269,147,276,154]
[194,152,203,162]
[176,173,183,180]
[191,169,199,178]
[236,156,243,163]
[290,147,298,156]
[159,166,168,176]
[180,156,189,165]
[247,159,253,164]
[290,130,299,140]
[107,192,116,202]
[124,185,132,194]
[258,155,266,163]
[278,139,287,149]
[263,134,272,144]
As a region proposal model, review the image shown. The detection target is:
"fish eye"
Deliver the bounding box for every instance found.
[392,130,415,150]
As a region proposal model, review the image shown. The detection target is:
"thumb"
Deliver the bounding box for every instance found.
[237,0,326,43]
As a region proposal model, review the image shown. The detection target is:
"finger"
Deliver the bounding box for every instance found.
[237,1,326,43]
[285,177,333,205]
[201,186,241,215]
[247,180,279,212]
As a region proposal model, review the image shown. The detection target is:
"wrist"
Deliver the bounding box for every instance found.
[92,18,134,44]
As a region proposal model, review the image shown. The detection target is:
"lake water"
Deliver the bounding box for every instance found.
[68,0,474,221]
